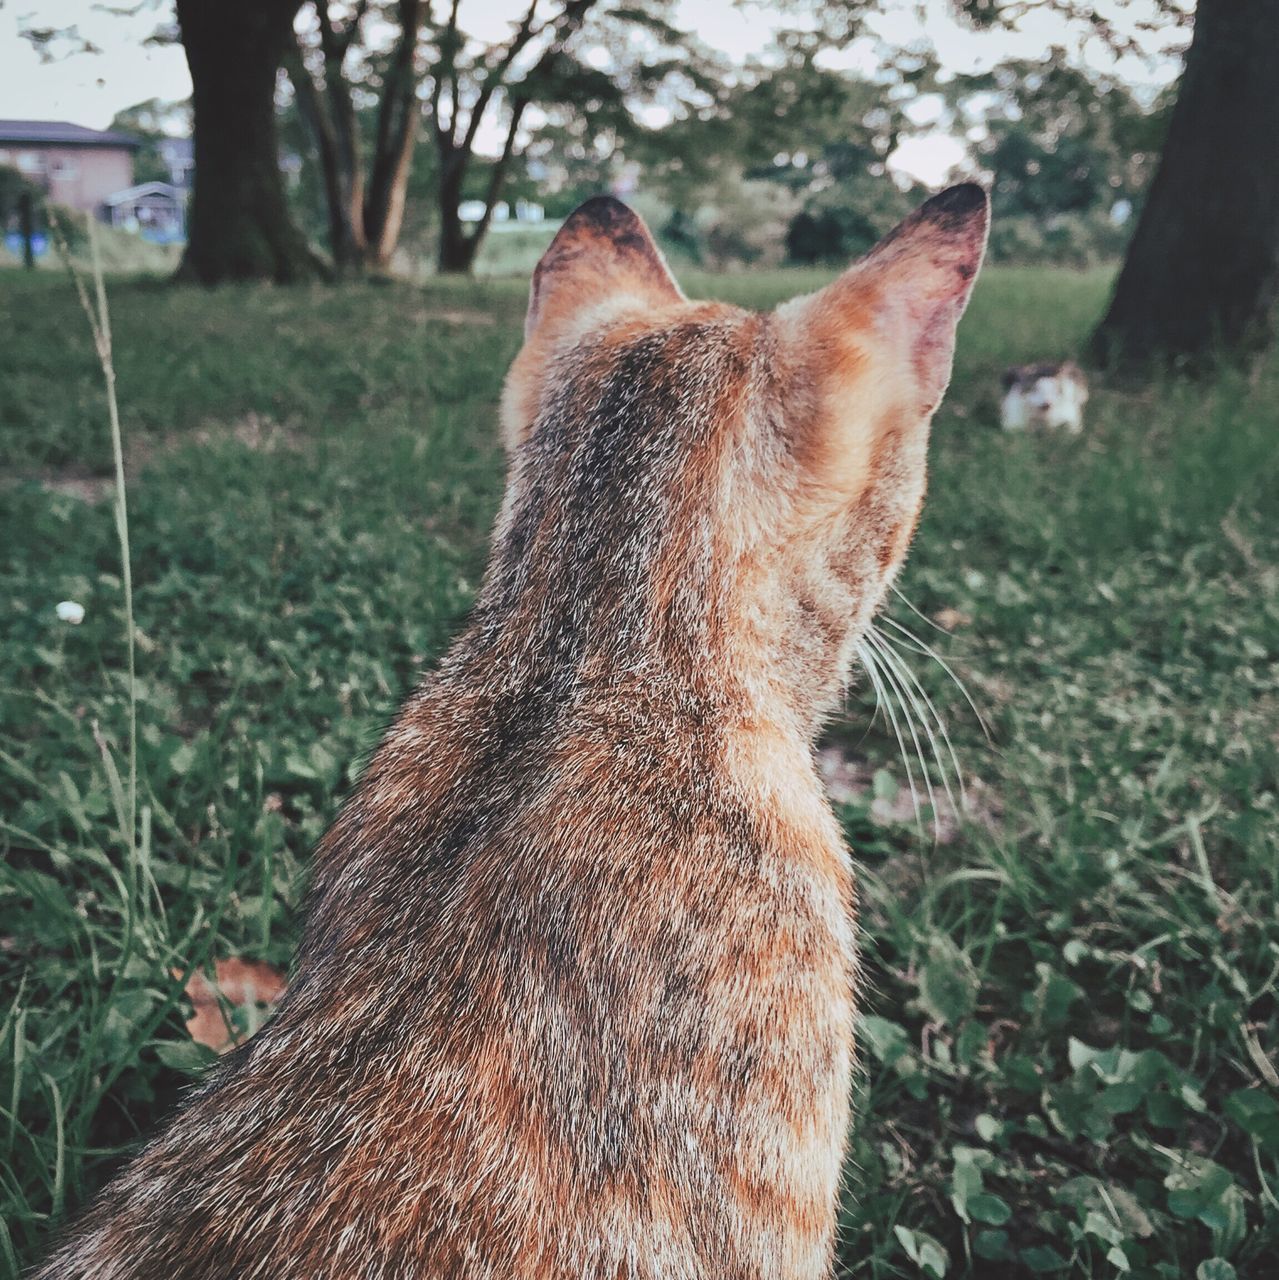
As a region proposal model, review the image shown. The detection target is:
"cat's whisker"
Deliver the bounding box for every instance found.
[867,625,964,821]
[889,583,951,637]
[856,635,927,836]
[863,628,942,840]
[879,614,992,742]
[851,638,886,733]
[854,638,925,833]
[870,624,966,806]
[850,638,885,735]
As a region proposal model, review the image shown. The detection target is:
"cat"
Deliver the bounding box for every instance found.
[34,185,988,1279]
[999,360,1089,433]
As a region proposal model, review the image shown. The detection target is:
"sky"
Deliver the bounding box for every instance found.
[1,0,1187,186]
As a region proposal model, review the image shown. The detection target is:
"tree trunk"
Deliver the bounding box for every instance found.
[436,157,476,274]
[435,99,528,275]
[19,190,35,269]
[1087,0,1279,375]
[363,0,424,271]
[175,0,322,284]
[286,44,366,274]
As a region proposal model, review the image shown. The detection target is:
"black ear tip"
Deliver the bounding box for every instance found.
[566,195,638,232]
[922,183,989,223]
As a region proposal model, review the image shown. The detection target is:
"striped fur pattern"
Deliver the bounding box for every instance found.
[36,186,988,1279]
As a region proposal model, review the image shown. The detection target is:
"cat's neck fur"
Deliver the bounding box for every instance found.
[471,310,889,746]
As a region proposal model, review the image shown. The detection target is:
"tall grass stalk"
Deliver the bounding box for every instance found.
[51,213,137,861]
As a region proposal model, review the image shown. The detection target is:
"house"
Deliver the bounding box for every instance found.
[102,181,186,243]
[0,119,139,214]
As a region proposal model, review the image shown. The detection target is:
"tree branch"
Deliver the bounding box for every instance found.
[458,0,543,157]
[432,0,463,151]
[338,0,370,56]
[467,93,531,249]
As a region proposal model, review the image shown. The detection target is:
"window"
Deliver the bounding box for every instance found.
[16,150,46,175]
[50,154,80,177]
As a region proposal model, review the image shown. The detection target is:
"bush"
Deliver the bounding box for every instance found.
[785,179,917,265]
[986,209,1134,267]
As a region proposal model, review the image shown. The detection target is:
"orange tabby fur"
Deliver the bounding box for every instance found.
[36,186,987,1279]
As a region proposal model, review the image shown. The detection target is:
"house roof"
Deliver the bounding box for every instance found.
[0,119,140,149]
[102,181,182,206]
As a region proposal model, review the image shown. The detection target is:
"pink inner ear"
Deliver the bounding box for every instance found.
[525,197,683,338]
[866,187,989,401]
[781,187,987,423]
[912,297,967,408]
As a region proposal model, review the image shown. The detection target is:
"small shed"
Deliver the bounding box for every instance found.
[101,181,186,243]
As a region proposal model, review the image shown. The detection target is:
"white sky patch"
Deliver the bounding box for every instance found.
[890,133,969,186]
[1,0,1188,190]
[0,2,189,126]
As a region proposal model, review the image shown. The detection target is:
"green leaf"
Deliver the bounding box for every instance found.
[974,1113,1003,1143]
[1020,1245,1069,1272]
[1068,1036,1101,1073]
[1225,1089,1279,1149]
[872,768,898,801]
[918,935,979,1027]
[858,1015,910,1066]
[968,1193,1012,1226]
[1027,962,1082,1028]
[1196,1262,1237,1280]
[170,741,196,776]
[1145,1090,1185,1128]
[1203,1186,1247,1258]
[1083,1209,1122,1246]
[1099,1081,1144,1114]
[956,1019,989,1068]
[974,1229,1012,1261]
[154,1038,216,1073]
[950,1147,984,1223]
[894,1226,950,1279]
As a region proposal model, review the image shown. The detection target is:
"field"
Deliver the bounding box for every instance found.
[1,261,1276,1278]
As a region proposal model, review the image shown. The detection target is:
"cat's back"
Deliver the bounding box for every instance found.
[37,684,854,1280]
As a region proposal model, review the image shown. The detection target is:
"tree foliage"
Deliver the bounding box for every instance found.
[109,99,192,187]
[426,0,701,272]
[951,57,1170,219]
[636,35,923,265]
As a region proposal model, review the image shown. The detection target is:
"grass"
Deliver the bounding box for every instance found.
[1,260,1276,1279]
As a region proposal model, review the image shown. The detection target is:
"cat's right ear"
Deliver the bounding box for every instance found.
[779,184,989,418]
[523,197,683,340]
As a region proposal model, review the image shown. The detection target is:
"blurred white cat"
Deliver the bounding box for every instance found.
[1000,361,1090,433]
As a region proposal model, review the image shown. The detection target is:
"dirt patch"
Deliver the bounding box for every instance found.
[1,412,307,504]
[4,465,117,504]
[188,411,307,454]
[410,308,498,327]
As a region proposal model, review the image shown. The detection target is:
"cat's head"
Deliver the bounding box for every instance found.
[492,189,987,729]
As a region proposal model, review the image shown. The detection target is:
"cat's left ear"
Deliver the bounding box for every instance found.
[782,184,990,415]
[524,196,683,339]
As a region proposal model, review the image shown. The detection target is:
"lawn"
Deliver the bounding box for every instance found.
[1,261,1276,1279]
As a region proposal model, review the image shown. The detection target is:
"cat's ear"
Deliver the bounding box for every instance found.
[784,184,989,415]
[524,197,683,339]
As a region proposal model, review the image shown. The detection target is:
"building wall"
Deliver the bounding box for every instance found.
[0,144,134,212]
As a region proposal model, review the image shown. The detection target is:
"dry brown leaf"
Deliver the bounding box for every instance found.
[932,607,973,632]
[178,957,287,1054]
